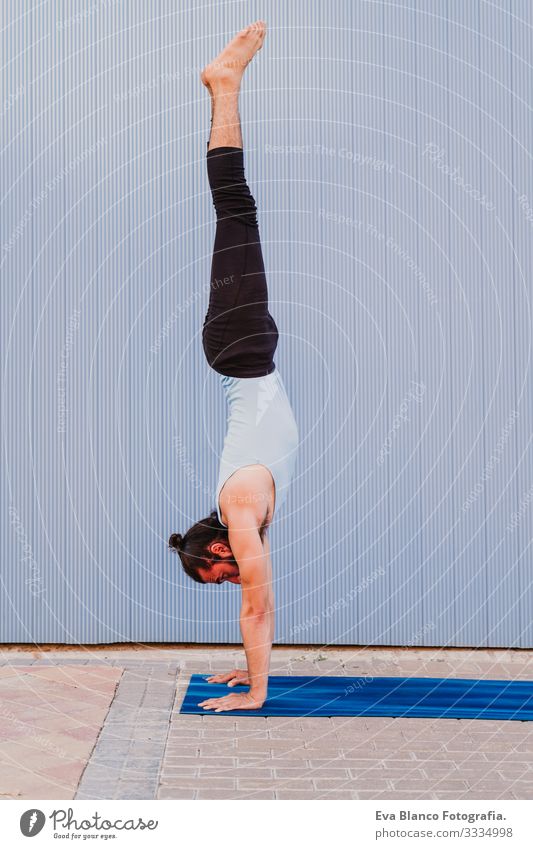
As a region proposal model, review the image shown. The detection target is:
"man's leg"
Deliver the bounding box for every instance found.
[201,23,279,379]
[201,21,266,150]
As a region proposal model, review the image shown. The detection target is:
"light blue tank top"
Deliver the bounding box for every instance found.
[215,368,299,527]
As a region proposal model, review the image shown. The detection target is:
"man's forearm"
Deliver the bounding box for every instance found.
[239,605,273,700]
[227,516,275,703]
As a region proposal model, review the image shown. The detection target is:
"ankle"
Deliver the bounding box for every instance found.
[211,80,241,99]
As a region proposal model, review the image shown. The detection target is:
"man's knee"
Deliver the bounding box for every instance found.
[215,190,258,227]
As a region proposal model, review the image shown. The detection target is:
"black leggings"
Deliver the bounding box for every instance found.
[202,145,279,378]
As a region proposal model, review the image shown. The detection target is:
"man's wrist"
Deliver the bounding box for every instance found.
[249,682,268,699]
[247,689,266,706]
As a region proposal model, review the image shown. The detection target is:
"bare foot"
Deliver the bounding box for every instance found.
[201,21,266,92]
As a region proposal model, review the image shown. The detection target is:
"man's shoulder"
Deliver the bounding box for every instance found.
[219,465,274,524]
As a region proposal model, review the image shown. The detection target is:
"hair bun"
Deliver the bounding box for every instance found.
[168,533,184,550]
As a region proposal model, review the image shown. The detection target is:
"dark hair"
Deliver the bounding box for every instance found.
[168,511,230,583]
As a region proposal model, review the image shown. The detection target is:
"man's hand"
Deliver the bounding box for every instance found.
[206,668,250,687]
[198,691,265,712]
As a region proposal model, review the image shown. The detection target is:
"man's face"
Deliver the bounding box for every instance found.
[197,541,241,585]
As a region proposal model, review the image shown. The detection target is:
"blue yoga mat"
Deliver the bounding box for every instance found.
[180,674,533,719]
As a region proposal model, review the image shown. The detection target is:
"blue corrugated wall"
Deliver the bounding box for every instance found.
[1,0,532,646]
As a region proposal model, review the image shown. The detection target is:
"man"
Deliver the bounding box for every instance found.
[169,21,299,712]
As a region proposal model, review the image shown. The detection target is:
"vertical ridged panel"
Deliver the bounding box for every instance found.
[1,1,531,646]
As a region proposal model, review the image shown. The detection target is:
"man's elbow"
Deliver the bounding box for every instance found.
[241,602,270,623]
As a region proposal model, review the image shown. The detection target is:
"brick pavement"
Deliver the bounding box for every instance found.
[0,645,532,800]
[0,665,121,799]
[76,661,179,800]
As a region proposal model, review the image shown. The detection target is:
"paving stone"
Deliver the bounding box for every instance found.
[198,731,248,742]
[197,716,237,727]
[275,767,349,779]
[241,756,310,769]
[113,782,155,800]
[234,739,278,752]
[497,767,531,779]
[71,785,119,800]
[157,786,197,799]
[512,787,533,799]
[233,719,269,730]
[167,728,201,739]
[199,744,238,757]
[241,776,315,790]
[351,766,425,780]
[269,746,338,760]
[164,755,232,767]
[275,789,355,799]
[160,766,200,778]
[200,766,273,779]
[390,778,468,791]
[196,789,276,800]
[467,779,532,792]
[161,776,236,789]
[165,744,201,756]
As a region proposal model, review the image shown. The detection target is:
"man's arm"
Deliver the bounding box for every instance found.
[262,532,275,644]
[231,515,273,702]
[205,532,274,689]
[198,508,273,712]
